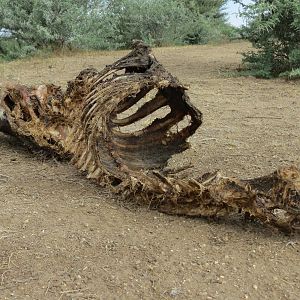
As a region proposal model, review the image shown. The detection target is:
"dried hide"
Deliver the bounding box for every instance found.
[0,41,299,233]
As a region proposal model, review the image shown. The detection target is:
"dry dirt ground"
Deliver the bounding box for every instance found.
[0,42,299,300]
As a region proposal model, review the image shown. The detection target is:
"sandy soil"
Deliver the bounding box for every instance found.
[0,42,299,300]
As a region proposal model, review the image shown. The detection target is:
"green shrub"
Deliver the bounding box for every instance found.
[239,0,300,78]
[0,38,36,60]
[105,0,199,47]
[0,0,237,59]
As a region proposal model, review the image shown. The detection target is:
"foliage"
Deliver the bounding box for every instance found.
[0,0,93,59]
[237,0,300,78]
[0,0,88,48]
[180,0,227,15]
[106,0,200,47]
[0,38,35,60]
[72,2,122,50]
[0,0,237,59]
[97,0,237,48]
[179,0,239,44]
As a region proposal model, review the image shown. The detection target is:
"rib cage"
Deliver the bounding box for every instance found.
[0,41,299,233]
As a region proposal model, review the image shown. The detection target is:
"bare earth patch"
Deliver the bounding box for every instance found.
[0,42,299,299]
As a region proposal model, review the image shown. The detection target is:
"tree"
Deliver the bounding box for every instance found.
[0,0,236,59]
[180,0,227,15]
[178,0,238,45]
[0,0,90,49]
[105,0,205,47]
[237,0,300,78]
[0,0,115,57]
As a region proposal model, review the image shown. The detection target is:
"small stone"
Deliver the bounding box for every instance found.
[170,287,181,297]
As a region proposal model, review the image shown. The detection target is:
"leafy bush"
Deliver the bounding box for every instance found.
[0,0,88,49]
[239,0,300,78]
[0,0,237,59]
[72,6,122,51]
[106,0,239,48]
[104,0,198,47]
[0,38,37,60]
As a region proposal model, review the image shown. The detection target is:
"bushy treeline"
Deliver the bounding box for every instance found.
[0,0,237,60]
[237,0,300,79]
